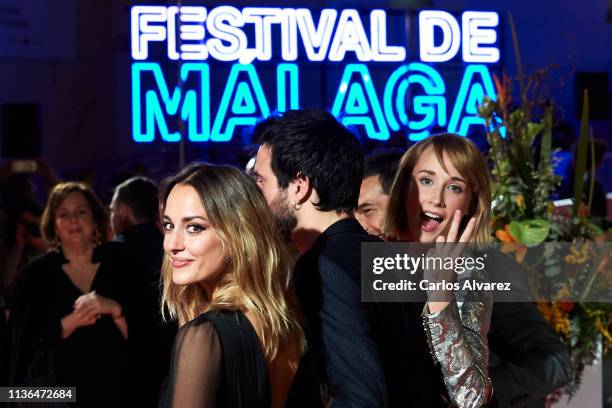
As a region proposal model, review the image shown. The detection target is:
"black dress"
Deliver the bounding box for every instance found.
[7,243,144,407]
[159,310,270,408]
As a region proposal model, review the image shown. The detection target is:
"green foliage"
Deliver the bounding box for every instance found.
[479,74,610,400]
[508,219,550,246]
[564,303,612,396]
[478,95,561,231]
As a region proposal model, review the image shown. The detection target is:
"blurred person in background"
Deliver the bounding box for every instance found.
[110,176,176,405]
[7,182,144,407]
[110,176,163,274]
[0,159,62,287]
[356,148,404,239]
[1,204,49,292]
[0,158,61,386]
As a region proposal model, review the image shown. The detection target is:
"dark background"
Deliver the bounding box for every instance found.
[0,0,610,188]
[0,1,610,406]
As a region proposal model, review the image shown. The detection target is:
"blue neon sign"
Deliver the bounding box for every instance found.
[131,6,502,142]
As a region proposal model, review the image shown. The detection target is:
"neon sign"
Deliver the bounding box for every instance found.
[131,6,501,142]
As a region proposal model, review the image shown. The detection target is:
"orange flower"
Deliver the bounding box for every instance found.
[496,224,516,243]
[538,302,571,337]
[496,225,528,262]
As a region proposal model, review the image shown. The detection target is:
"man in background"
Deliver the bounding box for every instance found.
[356,149,404,239]
[110,177,176,405]
[110,177,163,275]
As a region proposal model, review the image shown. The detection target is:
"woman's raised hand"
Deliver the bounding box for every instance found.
[435,209,476,256]
[425,210,476,313]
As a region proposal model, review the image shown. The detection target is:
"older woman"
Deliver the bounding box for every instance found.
[8,182,142,407]
[385,134,493,407]
[158,163,308,408]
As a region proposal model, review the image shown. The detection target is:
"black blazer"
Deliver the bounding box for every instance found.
[487,301,571,407]
[121,223,176,408]
[293,219,443,407]
[486,252,571,407]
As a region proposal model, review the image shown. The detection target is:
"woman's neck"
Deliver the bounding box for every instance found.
[198,283,212,302]
[62,242,95,265]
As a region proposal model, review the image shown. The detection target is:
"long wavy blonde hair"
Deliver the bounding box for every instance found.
[384,133,492,244]
[160,163,305,359]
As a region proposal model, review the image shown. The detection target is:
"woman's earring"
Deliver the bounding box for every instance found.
[93,229,102,246]
[52,235,61,250]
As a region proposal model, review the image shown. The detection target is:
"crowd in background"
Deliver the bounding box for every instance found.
[0,112,609,407]
[0,162,176,406]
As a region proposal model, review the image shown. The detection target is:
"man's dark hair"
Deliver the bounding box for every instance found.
[363,148,404,195]
[254,109,363,212]
[114,176,159,223]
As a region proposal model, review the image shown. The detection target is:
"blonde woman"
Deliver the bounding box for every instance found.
[385,134,493,407]
[158,163,307,408]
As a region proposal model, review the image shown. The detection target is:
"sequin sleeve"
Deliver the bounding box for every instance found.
[422,272,493,408]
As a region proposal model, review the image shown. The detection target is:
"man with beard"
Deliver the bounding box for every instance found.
[253,109,442,407]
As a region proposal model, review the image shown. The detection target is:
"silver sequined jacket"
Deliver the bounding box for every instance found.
[422,268,493,408]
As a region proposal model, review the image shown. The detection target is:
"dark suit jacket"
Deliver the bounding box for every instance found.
[487,301,571,408]
[120,223,176,406]
[293,219,443,407]
[121,222,164,278]
[486,252,571,408]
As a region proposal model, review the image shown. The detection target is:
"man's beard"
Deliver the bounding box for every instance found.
[269,190,297,241]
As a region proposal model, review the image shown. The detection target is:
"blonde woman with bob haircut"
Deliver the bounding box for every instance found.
[158,163,307,408]
[385,133,493,407]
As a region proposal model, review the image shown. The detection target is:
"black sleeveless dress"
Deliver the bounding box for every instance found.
[159,310,270,408]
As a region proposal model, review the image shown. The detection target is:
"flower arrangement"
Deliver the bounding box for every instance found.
[478,77,612,399]
[474,15,611,399]
[537,301,612,396]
